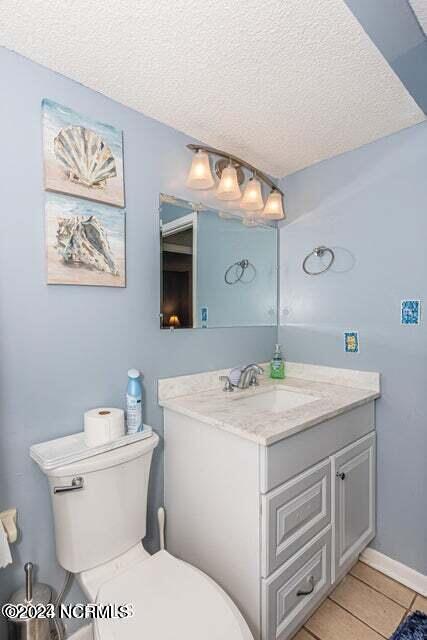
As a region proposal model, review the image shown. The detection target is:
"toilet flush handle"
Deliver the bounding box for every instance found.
[53,476,84,494]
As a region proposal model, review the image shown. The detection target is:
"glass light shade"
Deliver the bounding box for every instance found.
[186,150,214,189]
[240,177,264,211]
[216,165,241,201]
[262,190,285,219]
[169,314,180,327]
[242,214,259,227]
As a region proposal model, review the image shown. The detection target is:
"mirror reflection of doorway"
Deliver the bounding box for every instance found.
[161,222,195,328]
[159,194,278,329]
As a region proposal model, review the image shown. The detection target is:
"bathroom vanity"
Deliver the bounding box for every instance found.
[159,363,380,640]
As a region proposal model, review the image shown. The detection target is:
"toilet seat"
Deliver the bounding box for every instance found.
[94,550,253,640]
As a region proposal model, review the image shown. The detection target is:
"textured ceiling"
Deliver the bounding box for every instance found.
[0,0,424,176]
[409,0,427,35]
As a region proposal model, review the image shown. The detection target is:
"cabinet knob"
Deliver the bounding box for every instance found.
[336,472,346,480]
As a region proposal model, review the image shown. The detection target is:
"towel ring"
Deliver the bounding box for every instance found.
[224,259,250,285]
[302,246,335,275]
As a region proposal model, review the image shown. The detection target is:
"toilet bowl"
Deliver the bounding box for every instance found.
[30,431,253,640]
[93,550,253,640]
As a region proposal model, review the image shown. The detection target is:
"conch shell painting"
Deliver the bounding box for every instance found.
[46,193,125,287]
[56,215,119,276]
[43,99,124,208]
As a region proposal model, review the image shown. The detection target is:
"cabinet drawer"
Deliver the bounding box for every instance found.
[262,527,331,640]
[261,459,331,576]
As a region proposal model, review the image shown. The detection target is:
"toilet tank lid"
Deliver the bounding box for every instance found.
[30,427,156,473]
[95,551,252,640]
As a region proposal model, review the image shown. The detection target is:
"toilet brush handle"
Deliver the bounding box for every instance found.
[25,562,33,603]
[158,507,165,550]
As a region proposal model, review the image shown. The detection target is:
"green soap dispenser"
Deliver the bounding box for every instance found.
[270,343,285,379]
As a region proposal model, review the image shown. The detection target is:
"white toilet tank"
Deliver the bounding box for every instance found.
[37,434,159,573]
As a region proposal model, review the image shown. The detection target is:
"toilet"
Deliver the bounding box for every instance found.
[31,433,253,640]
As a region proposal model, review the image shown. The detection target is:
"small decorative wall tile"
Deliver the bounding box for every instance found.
[344,331,359,353]
[200,306,208,328]
[401,300,421,325]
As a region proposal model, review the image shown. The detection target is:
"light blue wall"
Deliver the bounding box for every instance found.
[160,200,189,224]
[0,48,276,628]
[196,213,277,327]
[278,121,427,574]
[344,0,427,113]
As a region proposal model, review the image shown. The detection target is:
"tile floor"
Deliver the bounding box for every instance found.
[293,561,427,640]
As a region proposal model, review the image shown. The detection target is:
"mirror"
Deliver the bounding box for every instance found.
[160,194,277,329]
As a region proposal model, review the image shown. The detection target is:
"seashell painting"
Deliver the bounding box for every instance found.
[54,126,117,189]
[46,193,125,287]
[43,99,125,207]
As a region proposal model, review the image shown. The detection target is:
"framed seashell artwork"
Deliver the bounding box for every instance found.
[46,192,125,287]
[42,99,125,208]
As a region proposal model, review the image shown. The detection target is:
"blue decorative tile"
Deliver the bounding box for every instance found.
[401,299,421,325]
[344,331,359,353]
[200,306,208,328]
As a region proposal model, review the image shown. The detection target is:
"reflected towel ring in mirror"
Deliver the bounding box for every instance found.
[224,259,253,285]
[302,246,335,275]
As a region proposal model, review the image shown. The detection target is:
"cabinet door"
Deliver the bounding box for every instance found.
[333,432,376,581]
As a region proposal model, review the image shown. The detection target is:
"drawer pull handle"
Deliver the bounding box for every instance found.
[336,472,346,480]
[297,575,315,597]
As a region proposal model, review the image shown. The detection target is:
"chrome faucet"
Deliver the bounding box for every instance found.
[236,364,264,389]
[219,364,264,391]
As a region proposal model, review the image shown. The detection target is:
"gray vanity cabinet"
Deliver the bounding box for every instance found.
[164,403,376,640]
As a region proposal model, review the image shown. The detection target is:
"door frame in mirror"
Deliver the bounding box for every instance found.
[160,211,198,328]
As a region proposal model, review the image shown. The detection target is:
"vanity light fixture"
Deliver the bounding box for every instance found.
[242,214,259,227]
[240,174,264,211]
[185,149,215,189]
[262,188,285,219]
[186,144,285,223]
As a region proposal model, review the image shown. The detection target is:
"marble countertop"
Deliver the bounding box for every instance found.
[159,363,380,446]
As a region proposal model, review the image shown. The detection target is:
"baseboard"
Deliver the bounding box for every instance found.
[360,547,427,597]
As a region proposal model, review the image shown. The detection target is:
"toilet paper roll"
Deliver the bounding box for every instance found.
[84,408,125,448]
[0,522,12,569]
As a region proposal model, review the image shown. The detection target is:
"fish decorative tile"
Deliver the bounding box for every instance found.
[344,331,359,353]
[200,306,208,328]
[401,299,421,325]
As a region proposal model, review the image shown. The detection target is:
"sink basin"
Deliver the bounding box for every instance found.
[235,387,318,413]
